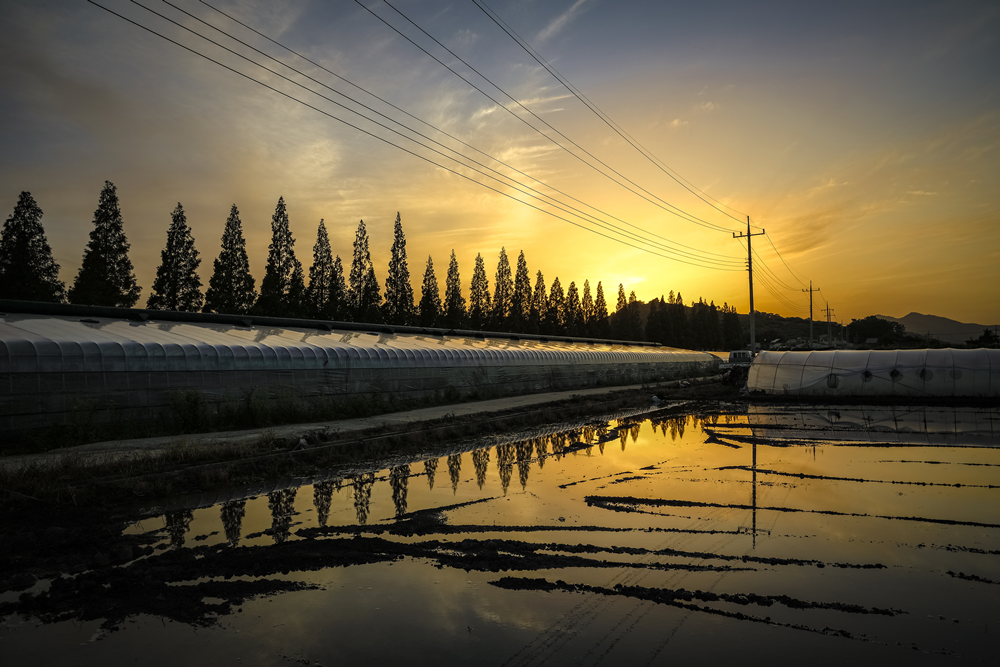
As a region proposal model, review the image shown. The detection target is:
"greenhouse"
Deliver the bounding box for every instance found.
[0,310,718,437]
[746,349,1000,397]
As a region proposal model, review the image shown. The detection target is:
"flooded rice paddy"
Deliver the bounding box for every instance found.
[3,402,999,665]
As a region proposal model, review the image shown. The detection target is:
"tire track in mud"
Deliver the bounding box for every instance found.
[586,495,1000,529]
[717,465,1000,489]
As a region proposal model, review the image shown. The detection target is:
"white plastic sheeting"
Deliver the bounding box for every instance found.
[746,349,1000,397]
[0,314,717,435]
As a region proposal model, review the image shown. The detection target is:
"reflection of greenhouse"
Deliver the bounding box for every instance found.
[0,308,717,436]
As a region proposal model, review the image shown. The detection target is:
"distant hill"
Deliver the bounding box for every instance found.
[876,312,998,345]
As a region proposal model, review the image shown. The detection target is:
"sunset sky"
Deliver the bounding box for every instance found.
[2,0,998,326]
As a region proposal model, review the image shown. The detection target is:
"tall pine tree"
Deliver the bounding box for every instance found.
[255,196,300,317]
[0,191,65,302]
[546,277,565,335]
[147,203,203,311]
[593,281,609,337]
[349,219,381,322]
[468,253,491,330]
[384,212,415,325]
[204,204,256,314]
[565,281,582,336]
[491,247,513,330]
[581,279,594,335]
[69,181,141,307]
[418,255,441,327]
[306,219,335,319]
[510,250,531,333]
[442,249,466,329]
[530,271,547,334]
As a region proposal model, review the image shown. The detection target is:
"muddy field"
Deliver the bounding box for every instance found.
[2,402,999,665]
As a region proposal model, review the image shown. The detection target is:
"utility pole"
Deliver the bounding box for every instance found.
[822,302,835,348]
[802,281,819,348]
[733,217,765,355]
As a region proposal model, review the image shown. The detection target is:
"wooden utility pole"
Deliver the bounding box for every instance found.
[822,302,835,348]
[733,217,765,354]
[802,281,819,348]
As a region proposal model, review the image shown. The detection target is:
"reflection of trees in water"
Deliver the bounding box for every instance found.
[533,437,548,469]
[619,427,628,450]
[313,479,342,527]
[597,424,608,454]
[447,454,462,494]
[267,488,297,544]
[496,443,515,495]
[472,448,490,489]
[164,510,193,549]
[351,473,375,525]
[550,433,567,460]
[630,422,641,444]
[515,440,533,490]
[220,500,246,547]
[389,465,410,517]
[424,458,438,490]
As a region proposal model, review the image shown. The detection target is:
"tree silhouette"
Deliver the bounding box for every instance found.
[510,250,531,333]
[545,277,565,334]
[383,212,415,325]
[255,196,300,317]
[204,204,256,314]
[565,281,582,336]
[491,247,513,330]
[468,252,491,330]
[349,220,381,322]
[593,281,609,337]
[581,279,594,336]
[69,181,140,307]
[0,191,65,302]
[530,271,547,334]
[306,219,337,319]
[418,255,441,327]
[147,203,202,311]
[442,249,466,329]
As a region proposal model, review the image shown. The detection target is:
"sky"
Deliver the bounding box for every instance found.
[1,0,998,326]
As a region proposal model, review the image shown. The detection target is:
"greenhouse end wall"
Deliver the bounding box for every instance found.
[746,349,1000,397]
[0,312,719,438]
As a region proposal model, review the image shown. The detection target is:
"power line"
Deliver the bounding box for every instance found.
[193,0,737,262]
[358,0,741,234]
[86,0,744,272]
[148,0,738,268]
[471,0,753,227]
[764,232,809,287]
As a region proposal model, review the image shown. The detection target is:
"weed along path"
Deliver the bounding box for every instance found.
[2,398,999,665]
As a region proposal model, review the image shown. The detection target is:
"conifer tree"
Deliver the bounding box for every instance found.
[491,247,513,330]
[0,191,65,302]
[627,291,642,340]
[384,212,415,325]
[611,283,628,338]
[330,256,348,320]
[418,255,442,327]
[348,219,381,322]
[204,204,256,314]
[287,258,306,318]
[468,253,491,329]
[442,249,466,329]
[565,281,582,336]
[593,281,609,337]
[147,203,203,311]
[581,279,594,335]
[306,219,335,319]
[546,277,565,335]
[69,181,141,307]
[510,250,531,332]
[530,271,547,334]
[255,196,300,317]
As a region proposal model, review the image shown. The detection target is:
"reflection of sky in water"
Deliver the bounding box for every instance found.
[5,406,1000,664]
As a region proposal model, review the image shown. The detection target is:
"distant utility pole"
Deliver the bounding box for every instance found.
[733,217,765,354]
[822,302,835,348]
[802,281,819,348]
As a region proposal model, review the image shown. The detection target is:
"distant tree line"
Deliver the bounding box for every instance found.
[0,183,746,349]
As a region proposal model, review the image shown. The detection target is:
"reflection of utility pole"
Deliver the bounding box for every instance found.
[822,302,835,348]
[733,217,765,355]
[751,441,758,549]
[802,282,819,348]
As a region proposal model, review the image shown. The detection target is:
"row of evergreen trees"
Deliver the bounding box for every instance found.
[0,182,745,348]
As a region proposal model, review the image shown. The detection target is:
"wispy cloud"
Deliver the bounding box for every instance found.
[537,0,590,43]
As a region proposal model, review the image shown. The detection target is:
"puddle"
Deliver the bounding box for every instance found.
[2,403,999,664]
